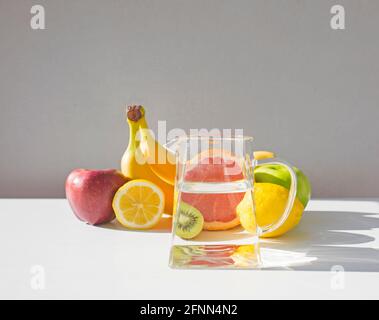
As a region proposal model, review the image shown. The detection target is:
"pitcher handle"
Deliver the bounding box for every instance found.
[255,158,297,236]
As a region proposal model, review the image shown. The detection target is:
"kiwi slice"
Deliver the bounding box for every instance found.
[175,202,204,239]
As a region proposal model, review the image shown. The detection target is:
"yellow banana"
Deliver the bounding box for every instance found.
[254,151,275,160]
[121,106,174,214]
[137,115,176,186]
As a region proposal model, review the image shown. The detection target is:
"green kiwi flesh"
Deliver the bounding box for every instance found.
[175,202,204,239]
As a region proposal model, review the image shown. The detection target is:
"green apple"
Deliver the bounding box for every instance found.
[254,164,311,208]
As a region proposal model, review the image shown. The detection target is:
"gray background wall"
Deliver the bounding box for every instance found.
[0,0,378,198]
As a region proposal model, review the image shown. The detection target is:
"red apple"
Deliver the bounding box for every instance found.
[65,169,129,225]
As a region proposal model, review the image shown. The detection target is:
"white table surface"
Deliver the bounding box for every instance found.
[0,198,378,300]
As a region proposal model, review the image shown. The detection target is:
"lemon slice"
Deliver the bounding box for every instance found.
[112,179,165,229]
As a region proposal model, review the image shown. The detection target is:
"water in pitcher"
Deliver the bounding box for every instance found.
[170,177,261,269]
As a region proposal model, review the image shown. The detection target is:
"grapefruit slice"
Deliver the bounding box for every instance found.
[181,152,245,231]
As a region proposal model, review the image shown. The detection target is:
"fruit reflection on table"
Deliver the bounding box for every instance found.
[170,244,261,269]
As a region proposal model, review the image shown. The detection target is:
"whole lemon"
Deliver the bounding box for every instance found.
[254,183,304,237]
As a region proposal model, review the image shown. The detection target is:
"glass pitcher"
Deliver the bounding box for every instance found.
[168,135,297,269]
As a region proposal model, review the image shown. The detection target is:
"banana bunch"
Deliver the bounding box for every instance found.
[121,106,176,214]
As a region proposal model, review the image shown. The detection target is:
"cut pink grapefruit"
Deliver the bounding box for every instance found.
[181,152,245,231]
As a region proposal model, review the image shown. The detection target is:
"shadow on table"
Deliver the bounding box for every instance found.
[261,207,379,272]
[98,202,379,271]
